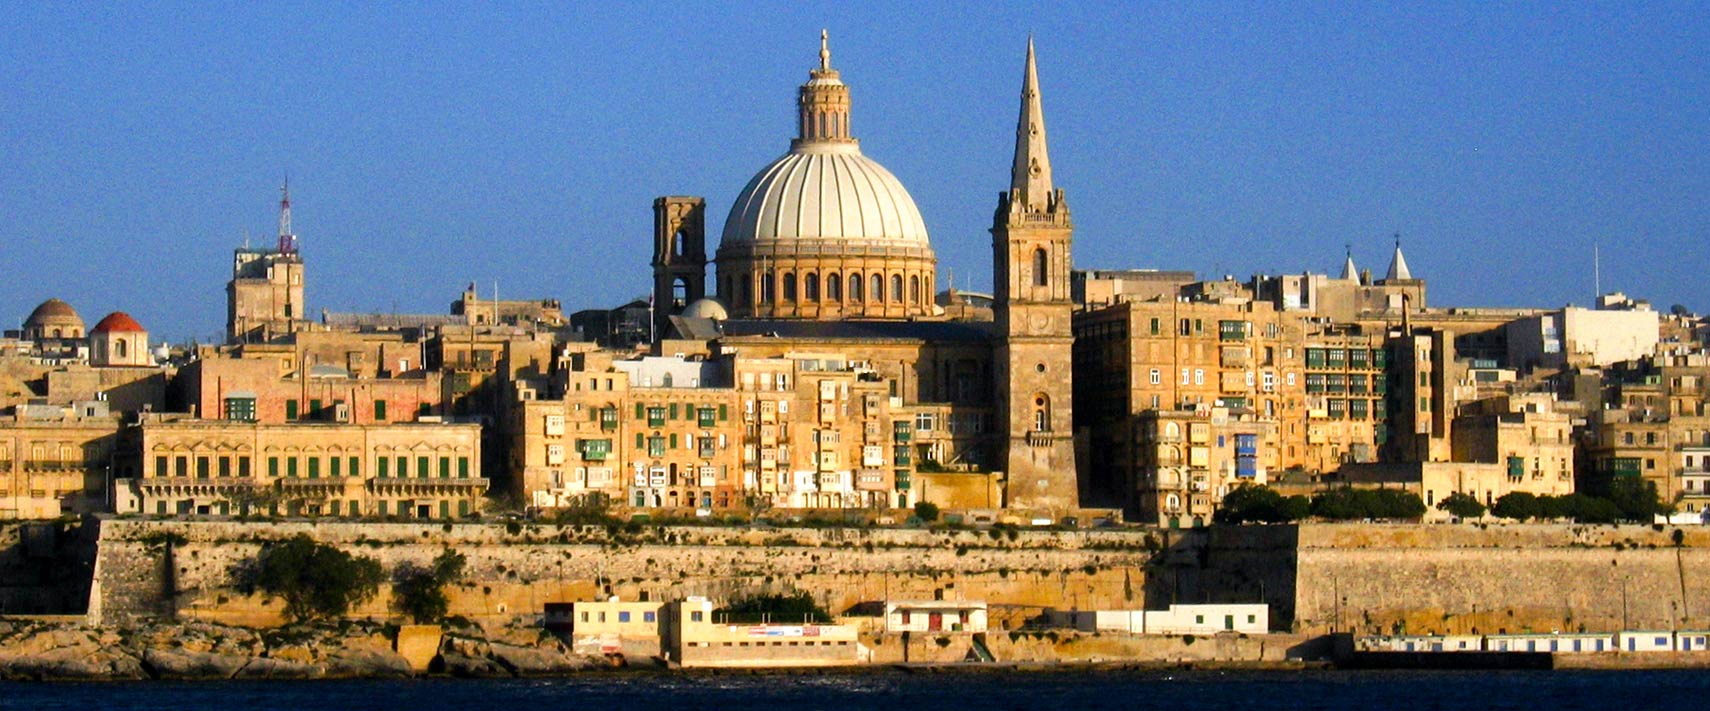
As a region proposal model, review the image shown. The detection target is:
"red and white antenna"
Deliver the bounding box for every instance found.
[277,179,298,255]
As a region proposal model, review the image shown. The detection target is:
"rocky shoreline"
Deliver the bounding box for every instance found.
[0,619,605,681]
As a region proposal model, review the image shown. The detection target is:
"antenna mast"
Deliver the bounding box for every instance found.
[277,180,298,255]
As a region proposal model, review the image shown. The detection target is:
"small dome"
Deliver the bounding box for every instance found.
[25,298,82,327]
[92,311,146,333]
[681,298,729,321]
[721,142,930,248]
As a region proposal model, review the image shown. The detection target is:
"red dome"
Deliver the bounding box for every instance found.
[91,311,146,333]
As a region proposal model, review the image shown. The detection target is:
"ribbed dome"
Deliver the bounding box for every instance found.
[25,298,82,328]
[722,142,929,247]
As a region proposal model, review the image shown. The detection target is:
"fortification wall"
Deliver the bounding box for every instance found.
[1287,524,1710,636]
[89,520,1159,627]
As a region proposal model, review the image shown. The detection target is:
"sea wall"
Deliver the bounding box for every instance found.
[1154,523,1710,636]
[85,519,1710,641]
[88,519,1159,628]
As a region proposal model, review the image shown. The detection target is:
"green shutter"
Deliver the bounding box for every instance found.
[378,457,389,478]
[439,457,450,479]
[635,403,644,419]
[349,456,360,478]
[418,456,430,479]
[286,399,299,420]
[719,404,728,420]
[375,400,387,421]
[637,433,645,449]
[458,457,470,478]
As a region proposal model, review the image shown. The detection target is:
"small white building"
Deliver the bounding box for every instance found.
[884,600,987,634]
[1487,632,1612,653]
[1048,603,1268,635]
[1359,635,1483,652]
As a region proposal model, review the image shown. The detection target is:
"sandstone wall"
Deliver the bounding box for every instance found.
[89,520,1158,628]
[1287,524,1710,636]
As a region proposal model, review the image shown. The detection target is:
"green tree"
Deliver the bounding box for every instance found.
[1437,491,1487,519]
[1492,492,1541,521]
[1603,476,1666,522]
[913,501,941,523]
[393,549,468,623]
[716,591,833,624]
[1215,485,1308,524]
[249,534,385,622]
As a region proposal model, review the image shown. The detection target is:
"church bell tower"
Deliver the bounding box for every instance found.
[651,196,707,340]
[993,39,1078,512]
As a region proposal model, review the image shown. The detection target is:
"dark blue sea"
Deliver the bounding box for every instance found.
[4,669,1706,710]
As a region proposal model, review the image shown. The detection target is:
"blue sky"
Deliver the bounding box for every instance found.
[3,2,1706,341]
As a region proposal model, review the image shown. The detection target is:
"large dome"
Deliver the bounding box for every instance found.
[722,142,929,247]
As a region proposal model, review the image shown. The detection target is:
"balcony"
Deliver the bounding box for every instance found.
[366,477,490,493]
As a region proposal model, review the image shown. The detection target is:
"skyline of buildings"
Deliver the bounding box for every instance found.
[3,29,1708,529]
[6,7,1706,341]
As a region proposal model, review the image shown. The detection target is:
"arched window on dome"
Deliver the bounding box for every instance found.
[674,229,687,258]
[827,272,841,301]
[737,280,751,308]
[761,271,775,304]
[1033,248,1049,287]
[910,275,921,304]
[782,272,797,302]
[1033,394,1051,432]
[871,274,884,303]
[804,273,819,301]
[116,339,127,359]
[849,273,863,302]
[891,274,903,303]
[818,113,827,139]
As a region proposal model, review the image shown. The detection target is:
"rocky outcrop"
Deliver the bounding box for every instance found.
[0,618,599,681]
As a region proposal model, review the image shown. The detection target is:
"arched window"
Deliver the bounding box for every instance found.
[1165,422,1180,439]
[804,273,819,301]
[1033,394,1050,432]
[818,113,827,138]
[1033,248,1049,287]
[674,229,688,257]
[760,272,775,303]
[891,274,903,303]
[782,272,797,302]
[737,279,750,307]
[1167,494,1181,510]
[116,339,127,358]
[830,113,840,137]
[910,275,921,304]
[871,274,884,303]
[827,272,841,301]
[849,273,863,302]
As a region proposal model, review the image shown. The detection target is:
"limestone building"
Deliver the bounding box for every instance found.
[88,312,151,368]
[119,416,484,518]
[616,35,1082,514]
[227,185,307,344]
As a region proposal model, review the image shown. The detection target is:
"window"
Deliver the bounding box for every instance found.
[286,399,299,420]
[892,274,904,302]
[374,400,388,421]
[224,397,257,422]
[378,457,389,478]
[1033,248,1049,287]
[1149,318,1160,335]
[1150,369,1161,385]
[619,611,631,622]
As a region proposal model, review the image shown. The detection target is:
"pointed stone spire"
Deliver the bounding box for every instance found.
[1340,244,1358,281]
[1011,37,1054,212]
[1385,234,1413,281]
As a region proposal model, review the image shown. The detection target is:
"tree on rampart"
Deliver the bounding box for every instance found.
[242,534,385,622]
[392,549,467,623]
[1437,492,1487,519]
[1214,485,1308,524]
[1309,488,1426,521]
